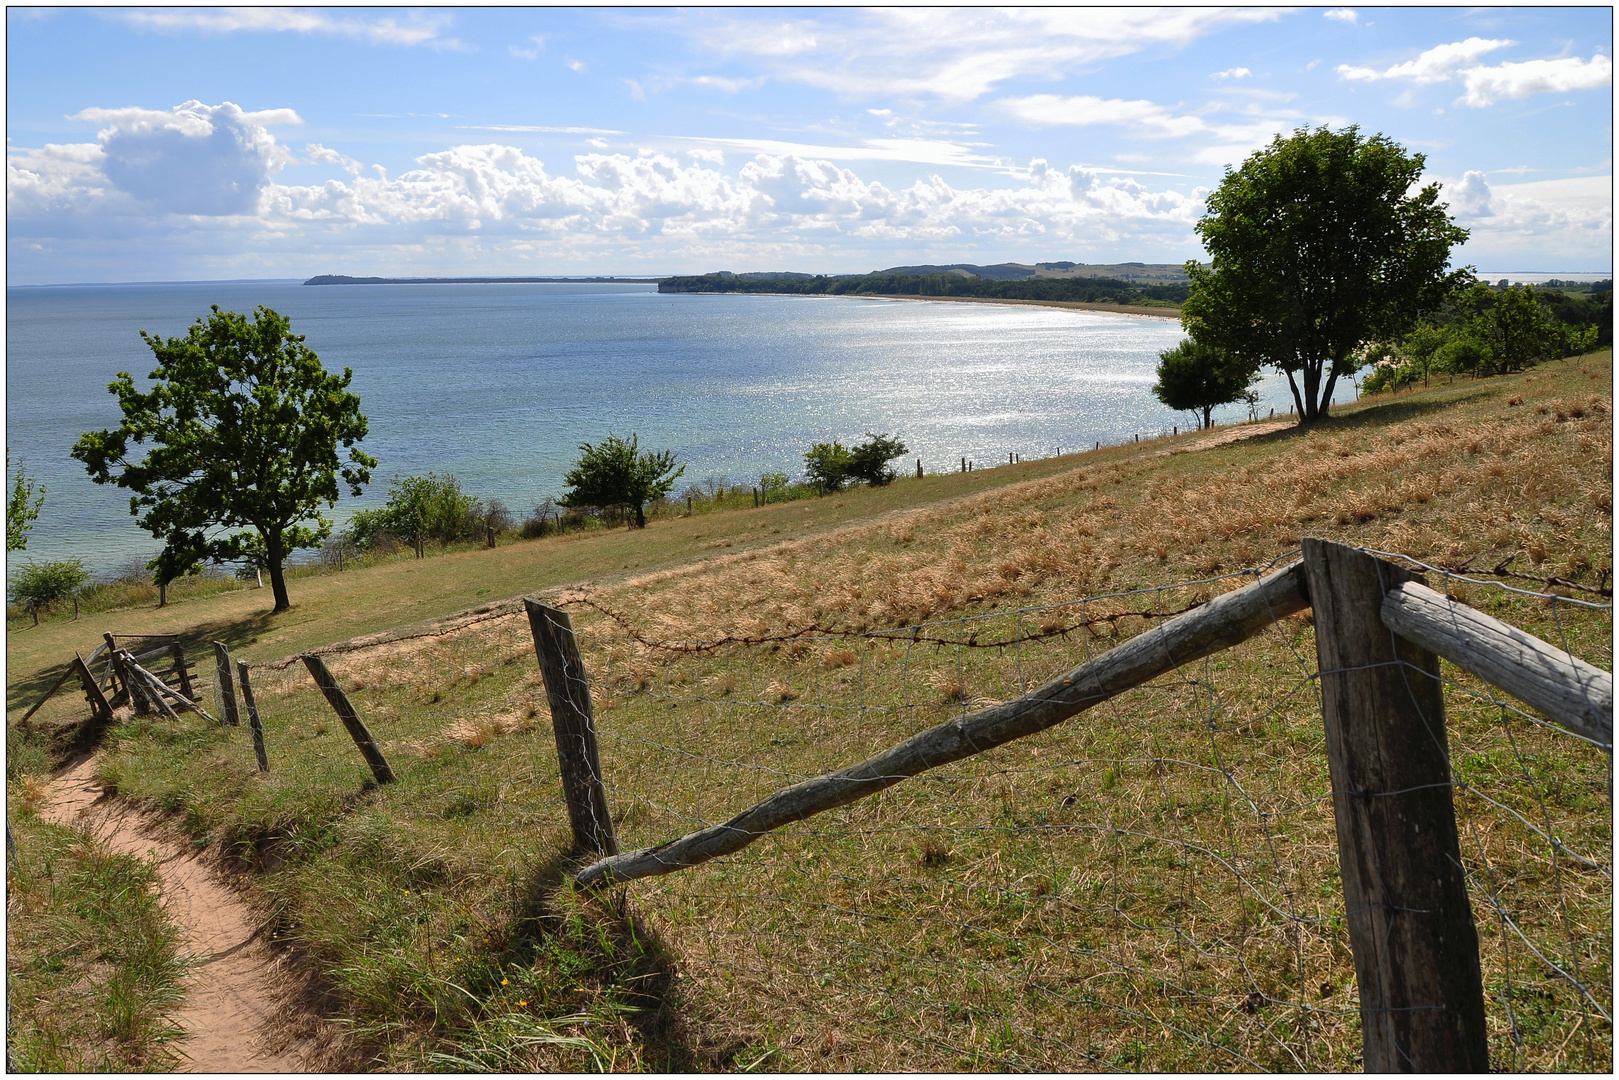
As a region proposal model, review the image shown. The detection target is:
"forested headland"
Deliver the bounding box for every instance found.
[658,269,1191,307]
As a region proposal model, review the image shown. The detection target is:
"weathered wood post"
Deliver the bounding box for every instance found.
[524,600,618,856]
[73,653,114,724]
[169,640,194,700]
[1302,538,1488,1072]
[105,634,151,714]
[915,458,923,479]
[301,654,394,784]
[213,642,240,727]
[18,664,78,726]
[237,661,270,773]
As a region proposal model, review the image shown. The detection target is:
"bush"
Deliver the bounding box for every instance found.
[350,473,483,551]
[847,433,908,486]
[759,471,791,503]
[11,559,89,623]
[804,442,853,492]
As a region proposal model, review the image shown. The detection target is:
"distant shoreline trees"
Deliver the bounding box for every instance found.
[660,271,1188,307]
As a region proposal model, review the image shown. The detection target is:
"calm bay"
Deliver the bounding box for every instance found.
[6,280,1336,576]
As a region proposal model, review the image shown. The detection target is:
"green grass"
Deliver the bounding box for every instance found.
[5,811,190,1072]
[6,352,1611,1070]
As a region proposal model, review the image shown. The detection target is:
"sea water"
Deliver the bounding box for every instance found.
[6,281,1340,576]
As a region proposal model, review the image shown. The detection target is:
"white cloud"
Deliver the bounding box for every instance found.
[1451,174,1612,265]
[1001,94,1210,139]
[1212,67,1251,80]
[684,8,1283,102]
[67,100,298,215]
[1460,54,1613,107]
[1338,37,1513,86]
[458,125,625,135]
[567,59,586,73]
[687,75,766,93]
[113,8,464,49]
[674,135,1000,170]
[1324,9,1359,24]
[1450,170,1494,216]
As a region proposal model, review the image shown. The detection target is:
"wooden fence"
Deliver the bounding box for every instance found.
[544,539,1610,1073]
[18,538,1609,1071]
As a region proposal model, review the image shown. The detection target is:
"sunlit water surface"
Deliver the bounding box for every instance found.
[7,281,1346,575]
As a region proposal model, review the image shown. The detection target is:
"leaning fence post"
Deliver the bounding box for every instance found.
[236,661,269,773]
[1301,538,1488,1072]
[213,642,240,727]
[301,654,394,784]
[72,653,113,725]
[524,600,618,856]
[169,640,194,700]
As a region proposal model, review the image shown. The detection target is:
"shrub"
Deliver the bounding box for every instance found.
[804,442,853,492]
[350,473,482,551]
[847,433,909,487]
[11,559,89,624]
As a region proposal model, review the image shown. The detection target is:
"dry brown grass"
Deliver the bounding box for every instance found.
[62,355,1610,1072]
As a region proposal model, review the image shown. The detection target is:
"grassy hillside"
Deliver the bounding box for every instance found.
[8,352,1611,1070]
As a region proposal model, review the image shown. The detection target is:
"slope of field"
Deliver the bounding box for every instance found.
[7,353,1611,1071]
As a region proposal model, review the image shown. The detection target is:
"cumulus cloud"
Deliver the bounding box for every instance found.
[1450,170,1494,217]
[1324,9,1359,24]
[1459,54,1612,106]
[1451,174,1612,265]
[1212,67,1251,80]
[1337,37,1512,85]
[70,100,299,215]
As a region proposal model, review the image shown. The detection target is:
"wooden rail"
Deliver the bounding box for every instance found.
[575,558,1309,886]
[1382,580,1613,750]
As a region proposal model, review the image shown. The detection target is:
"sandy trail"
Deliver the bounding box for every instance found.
[43,755,312,1073]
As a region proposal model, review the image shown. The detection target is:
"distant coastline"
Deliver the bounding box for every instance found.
[303,274,663,285]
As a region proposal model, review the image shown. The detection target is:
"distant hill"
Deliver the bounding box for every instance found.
[875,262,1189,283]
[659,269,1189,307]
[303,274,663,285]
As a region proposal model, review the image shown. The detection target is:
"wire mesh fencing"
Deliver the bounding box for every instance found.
[194,548,1610,1071]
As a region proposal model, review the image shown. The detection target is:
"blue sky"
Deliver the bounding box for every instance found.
[7,6,1612,284]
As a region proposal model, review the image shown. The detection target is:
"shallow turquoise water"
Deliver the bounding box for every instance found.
[6,281,1332,575]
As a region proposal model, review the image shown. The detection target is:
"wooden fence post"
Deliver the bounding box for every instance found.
[72,654,113,725]
[170,641,194,700]
[213,642,240,727]
[1302,538,1488,1072]
[237,661,270,773]
[301,654,394,784]
[105,634,150,714]
[524,600,618,856]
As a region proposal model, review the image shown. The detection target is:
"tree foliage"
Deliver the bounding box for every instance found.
[7,453,45,552]
[1182,126,1469,422]
[1151,339,1258,429]
[10,559,88,624]
[847,433,909,487]
[804,434,909,492]
[804,442,853,493]
[71,305,375,612]
[1362,281,1601,394]
[560,433,684,529]
[348,473,483,551]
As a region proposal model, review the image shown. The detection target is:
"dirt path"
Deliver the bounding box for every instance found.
[43,755,313,1072]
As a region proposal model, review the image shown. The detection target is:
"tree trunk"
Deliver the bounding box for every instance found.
[1284,369,1307,421]
[265,533,291,612]
[633,501,646,529]
[1202,405,1213,429]
[1317,367,1341,420]
[1301,359,1322,421]
[158,580,167,608]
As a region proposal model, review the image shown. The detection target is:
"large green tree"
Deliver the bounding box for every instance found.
[560,433,684,528]
[7,452,44,552]
[1182,126,1469,422]
[1151,338,1257,430]
[72,305,375,612]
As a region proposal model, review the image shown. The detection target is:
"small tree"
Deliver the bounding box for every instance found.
[847,433,908,486]
[560,433,684,529]
[11,559,88,626]
[7,452,44,552]
[804,442,852,493]
[71,305,375,612]
[1182,126,1469,423]
[1151,339,1257,430]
